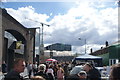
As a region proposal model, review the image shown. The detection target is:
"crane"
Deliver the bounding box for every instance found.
[25,17,50,62]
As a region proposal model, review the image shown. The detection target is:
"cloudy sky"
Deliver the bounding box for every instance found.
[1,0,119,54]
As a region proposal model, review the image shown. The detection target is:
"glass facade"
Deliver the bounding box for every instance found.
[45,43,71,51]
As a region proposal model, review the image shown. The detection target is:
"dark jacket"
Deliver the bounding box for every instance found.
[34,71,49,80]
[87,68,101,80]
[47,73,55,80]
[2,63,7,73]
[4,70,24,80]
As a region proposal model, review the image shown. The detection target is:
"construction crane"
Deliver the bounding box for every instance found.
[25,17,50,62]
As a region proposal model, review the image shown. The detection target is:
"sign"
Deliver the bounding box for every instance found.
[16,41,22,49]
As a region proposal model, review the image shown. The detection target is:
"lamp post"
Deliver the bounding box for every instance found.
[78,38,86,54]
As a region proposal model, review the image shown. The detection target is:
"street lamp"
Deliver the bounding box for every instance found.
[78,38,86,54]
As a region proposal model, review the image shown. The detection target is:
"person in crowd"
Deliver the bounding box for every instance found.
[67,70,87,80]
[31,76,46,80]
[57,64,64,80]
[67,72,80,80]
[68,62,72,71]
[83,63,101,80]
[2,61,7,73]
[33,62,38,75]
[34,64,49,80]
[46,64,55,80]
[53,62,58,80]
[4,58,25,80]
[109,63,120,80]
[78,71,87,80]
[64,62,69,80]
[27,61,33,79]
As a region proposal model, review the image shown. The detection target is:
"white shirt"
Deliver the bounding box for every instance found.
[46,68,54,77]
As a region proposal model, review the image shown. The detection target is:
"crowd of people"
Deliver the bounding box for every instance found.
[1,58,120,80]
[3,58,71,80]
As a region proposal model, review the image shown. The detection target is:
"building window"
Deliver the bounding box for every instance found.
[109,59,119,66]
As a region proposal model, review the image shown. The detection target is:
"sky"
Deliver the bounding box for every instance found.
[1,0,119,54]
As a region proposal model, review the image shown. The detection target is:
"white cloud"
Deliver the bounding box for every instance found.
[6,6,50,28]
[72,44,105,54]
[6,1,118,54]
[48,1,118,53]
[50,13,53,16]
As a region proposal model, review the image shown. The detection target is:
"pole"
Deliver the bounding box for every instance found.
[38,27,41,63]
[78,38,86,54]
[35,27,40,64]
[41,23,44,52]
[40,24,44,56]
[85,39,86,54]
[25,17,50,63]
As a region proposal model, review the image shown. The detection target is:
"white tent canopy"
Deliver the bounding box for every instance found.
[75,54,102,60]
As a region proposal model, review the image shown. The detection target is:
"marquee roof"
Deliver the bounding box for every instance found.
[75,54,102,60]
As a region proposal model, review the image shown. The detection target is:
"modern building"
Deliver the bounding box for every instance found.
[44,43,74,62]
[45,43,71,51]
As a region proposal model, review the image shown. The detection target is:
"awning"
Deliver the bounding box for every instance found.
[46,58,57,62]
[75,54,102,60]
